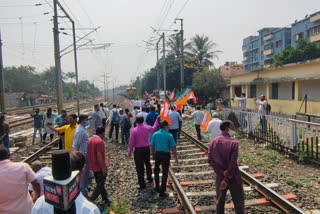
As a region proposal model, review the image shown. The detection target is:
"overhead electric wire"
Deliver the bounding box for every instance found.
[157,0,175,30]
[168,0,190,29]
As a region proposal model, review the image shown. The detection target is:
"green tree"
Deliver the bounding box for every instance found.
[167,34,191,58]
[187,34,222,68]
[192,69,227,98]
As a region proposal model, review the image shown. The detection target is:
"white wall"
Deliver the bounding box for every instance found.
[302,79,320,102]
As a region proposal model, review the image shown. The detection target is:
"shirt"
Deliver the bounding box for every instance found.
[108,108,119,123]
[235,97,246,111]
[137,111,148,125]
[0,160,36,214]
[31,193,100,214]
[133,100,142,108]
[87,135,107,172]
[150,129,176,153]
[28,167,52,196]
[91,111,102,129]
[55,114,63,126]
[99,108,106,119]
[206,118,222,141]
[168,110,182,130]
[0,122,10,137]
[256,100,268,115]
[190,110,205,125]
[207,133,242,185]
[146,111,159,126]
[31,113,43,128]
[128,119,159,154]
[57,124,79,151]
[131,109,140,123]
[120,114,128,128]
[72,124,89,154]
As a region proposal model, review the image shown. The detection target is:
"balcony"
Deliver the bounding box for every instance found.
[263,49,273,56]
[263,34,273,41]
[243,56,248,61]
[310,33,320,42]
[243,49,248,53]
[310,14,320,23]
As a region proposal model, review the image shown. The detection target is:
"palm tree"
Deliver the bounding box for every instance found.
[187,34,222,68]
[167,34,191,58]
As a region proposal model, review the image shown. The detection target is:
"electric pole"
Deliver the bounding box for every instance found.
[53,0,63,113]
[112,81,115,102]
[103,72,106,102]
[162,32,166,97]
[156,43,160,97]
[176,18,184,90]
[71,20,80,116]
[0,29,5,112]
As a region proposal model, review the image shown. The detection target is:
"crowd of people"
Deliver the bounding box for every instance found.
[0,95,262,214]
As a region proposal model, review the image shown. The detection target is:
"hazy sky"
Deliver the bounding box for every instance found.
[1,0,319,90]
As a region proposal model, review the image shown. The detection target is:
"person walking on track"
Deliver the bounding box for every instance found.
[31,108,43,145]
[188,106,205,141]
[99,103,107,127]
[108,104,120,141]
[43,108,57,143]
[151,120,178,197]
[92,104,102,135]
[87,127,112,205]
[208,120,244,214]
[207,112,222,141]
[168,106,182,143]
[128,115,160,190]
[72,114,90,197]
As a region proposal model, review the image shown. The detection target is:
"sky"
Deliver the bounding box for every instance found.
[1,0,319,90]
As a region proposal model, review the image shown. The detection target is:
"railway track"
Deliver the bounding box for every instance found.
[161,129,305,214]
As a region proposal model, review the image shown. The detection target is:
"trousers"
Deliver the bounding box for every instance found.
[215,180,245,214]
[32,127,42,144]
[90,171,109,203]
[134,146,153,188]
[109,122,119,140]
[260,115,267,133]
[121,127,130,145]
[169,129,179,143]
[80,156,90,197]
[195,125,202,140]
[154,151,170,194]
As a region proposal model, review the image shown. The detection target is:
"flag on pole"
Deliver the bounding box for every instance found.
[169,89,176,101]
[174,90,197,111]
[200,111,211,131]
[160,98,172,124]
[123,99,130,104]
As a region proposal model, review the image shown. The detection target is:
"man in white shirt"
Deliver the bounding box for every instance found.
[131,106,140,127]
[99,103,107,127]
[28,161,52,196]
[254,95,268,133]
[206,112,222,141]
[31,151,100,214]
[137,107,148,125]
[188,107,205,140]
[133,99,142,110]
[235,93,247,129]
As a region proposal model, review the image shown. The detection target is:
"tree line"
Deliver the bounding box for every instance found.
[3,65,101,99]
[131,34,228,99]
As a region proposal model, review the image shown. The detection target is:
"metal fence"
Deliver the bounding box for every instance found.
[222,108,320,162]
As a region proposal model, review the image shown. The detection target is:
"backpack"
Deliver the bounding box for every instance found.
[112,110,120,123]
[265,103,271,114]
[124,116,132,129]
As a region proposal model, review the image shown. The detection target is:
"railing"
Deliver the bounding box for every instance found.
[222,108,320,163]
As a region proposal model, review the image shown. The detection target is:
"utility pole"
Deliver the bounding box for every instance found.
[176,18,184,90]
[156,43,160,97]
[71,21,80,116]
[112,81,115,102]
[103,72,106,102]
[0,29,5,112]
[162,32,166,97]
[53,0,63,113]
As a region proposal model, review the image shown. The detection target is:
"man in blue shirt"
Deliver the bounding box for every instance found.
[31,108,43,145]
[168,106,182,143]
[151,120,178,197]
[146,106,159,126]
[72,114,90,197]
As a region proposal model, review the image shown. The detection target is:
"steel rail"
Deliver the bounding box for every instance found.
[180,130,305,214]
[22,102,114,164]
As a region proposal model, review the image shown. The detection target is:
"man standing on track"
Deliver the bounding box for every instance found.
[0,115,10,155]
[137,107,148,125]
[108,104,120,141]
[208,120,244,214]
[128,115,160,190]
[92,104,102,135]
[188,106,205,141]
[87,127,112,205]
[99,103,107,128]
[72,114,90,197]
[151,120,178,197]
[206,112,222,141]
[31,108,43,145]
[168,106,182,143]
[46,114,78,151]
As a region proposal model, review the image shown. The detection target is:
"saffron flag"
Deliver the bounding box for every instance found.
[169,90,176,101]
[145,91,150,97]
[160,99,172,124]
[123,99,130,104]
[174,91,197,111]
[200,111,211,131]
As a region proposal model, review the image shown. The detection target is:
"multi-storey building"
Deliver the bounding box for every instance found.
[218,62,243,78]
[242,11,320,72]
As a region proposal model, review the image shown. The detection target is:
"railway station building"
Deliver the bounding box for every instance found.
[229,58,320,115]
